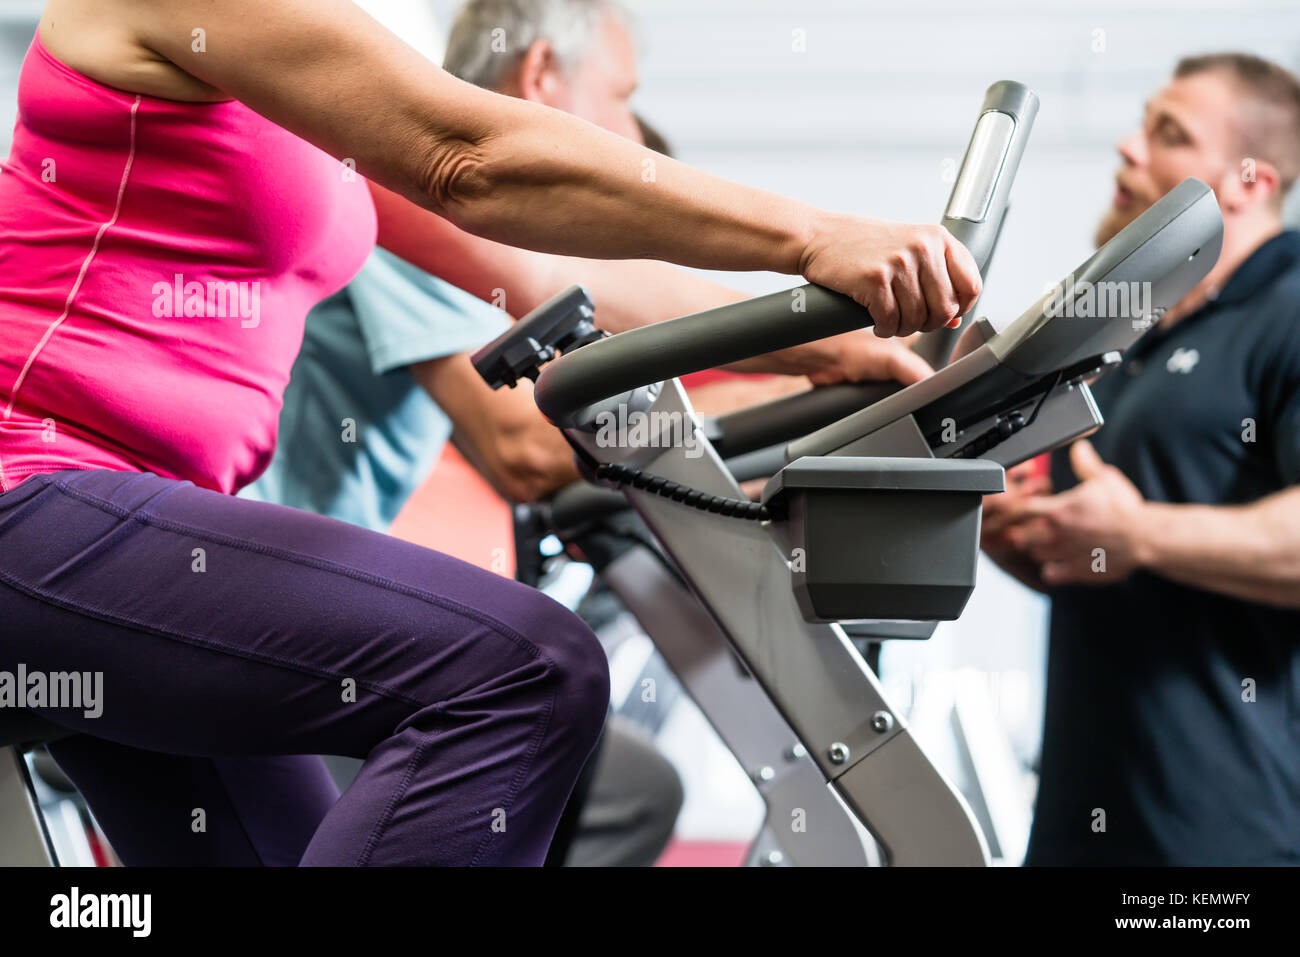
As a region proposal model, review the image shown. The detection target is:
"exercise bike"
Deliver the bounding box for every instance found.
[473,81,1224,866]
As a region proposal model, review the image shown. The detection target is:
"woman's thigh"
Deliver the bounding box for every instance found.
[0,468,605,758]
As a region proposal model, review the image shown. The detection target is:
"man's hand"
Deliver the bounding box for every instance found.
[763,329,934,387]
[807,329,934,386]
[982,458,1052,540]
[980,457,1054,590]
[799,216,982,337]
[984,445,1300,608]
[1001,440,1149,586]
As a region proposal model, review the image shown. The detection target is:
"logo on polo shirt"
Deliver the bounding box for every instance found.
[1166,347,1200,374]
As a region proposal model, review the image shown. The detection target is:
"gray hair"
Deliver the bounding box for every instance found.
[443,0,633,90]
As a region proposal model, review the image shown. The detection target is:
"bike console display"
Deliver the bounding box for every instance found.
[471,284,603,389]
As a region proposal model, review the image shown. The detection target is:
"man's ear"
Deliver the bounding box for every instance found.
[515,39,562,104]
[1220,153,1282,215]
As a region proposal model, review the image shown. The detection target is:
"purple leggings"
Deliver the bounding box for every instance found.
[0,469,609,865]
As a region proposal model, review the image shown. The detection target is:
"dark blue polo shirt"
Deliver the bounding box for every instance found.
[1025,230,1300,866]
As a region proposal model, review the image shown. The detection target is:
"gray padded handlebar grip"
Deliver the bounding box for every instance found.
[535,285,869,428]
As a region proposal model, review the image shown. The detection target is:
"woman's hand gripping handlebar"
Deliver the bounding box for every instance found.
[798,217,983,338]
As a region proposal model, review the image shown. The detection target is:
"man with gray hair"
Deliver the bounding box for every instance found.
[248,0,931,866]
[444,0,639,151]
[443,0,643,168]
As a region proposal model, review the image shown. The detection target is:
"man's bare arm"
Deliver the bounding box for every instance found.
[410,353,578,504]
[1136,487,1300,609]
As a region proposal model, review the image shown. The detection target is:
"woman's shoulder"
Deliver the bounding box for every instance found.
[38,0,232,104]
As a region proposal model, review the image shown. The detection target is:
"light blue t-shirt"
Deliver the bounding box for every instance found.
[241,246,510,531]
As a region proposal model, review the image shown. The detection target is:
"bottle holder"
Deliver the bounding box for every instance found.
[762,456,1005,623]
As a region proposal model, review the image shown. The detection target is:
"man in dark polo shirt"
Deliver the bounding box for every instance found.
[983,53,1300,865]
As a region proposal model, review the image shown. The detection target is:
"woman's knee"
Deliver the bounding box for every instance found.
[514,590,610,741]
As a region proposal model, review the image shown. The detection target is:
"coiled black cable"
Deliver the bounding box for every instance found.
[592,462,777,522]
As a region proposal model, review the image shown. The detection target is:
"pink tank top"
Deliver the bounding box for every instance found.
[0,34,376,494]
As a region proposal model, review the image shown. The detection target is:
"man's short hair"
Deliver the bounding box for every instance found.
[1175,52,1300,201]
[443,0,632,91]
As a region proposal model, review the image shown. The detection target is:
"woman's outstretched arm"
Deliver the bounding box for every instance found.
[110,0,980,336]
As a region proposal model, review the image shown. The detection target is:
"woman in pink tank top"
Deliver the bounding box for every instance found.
[0,0,981,868]
[0,32,376,494]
